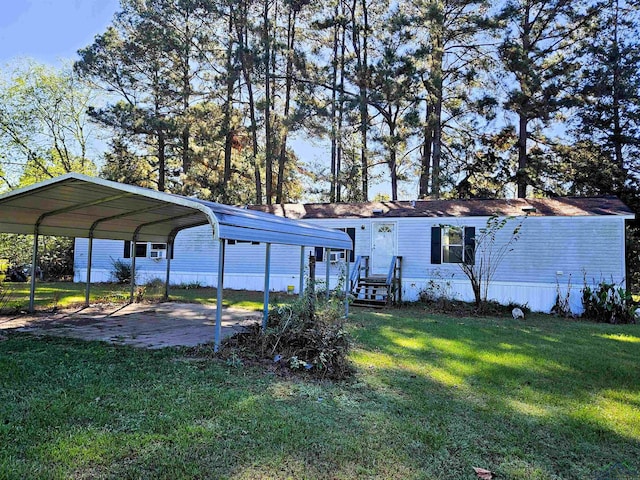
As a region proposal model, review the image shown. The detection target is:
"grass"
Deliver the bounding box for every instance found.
[0,281,281,312]
[1,289,639,478]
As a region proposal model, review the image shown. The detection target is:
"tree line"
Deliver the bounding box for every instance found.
[0,0,638,207]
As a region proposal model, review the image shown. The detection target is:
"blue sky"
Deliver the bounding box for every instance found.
[0,0,120,66]
[0,0,394,200]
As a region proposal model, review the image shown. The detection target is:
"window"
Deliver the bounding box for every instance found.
[442,226,463,263]
[314,227,356,262]
[123,241,148,258]
[431,226,475,265]
[123,241,173,259]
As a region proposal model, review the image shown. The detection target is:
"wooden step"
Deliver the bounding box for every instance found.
[352,299,387,308]
[361,276,387,284]
[357,281,390,287]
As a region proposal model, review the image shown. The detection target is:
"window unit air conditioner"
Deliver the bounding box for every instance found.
[150,243,167,259]
[329,251,344,263]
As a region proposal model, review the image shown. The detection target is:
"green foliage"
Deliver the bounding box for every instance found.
[0,235,73,280]
[552,275,574,318]
[145,278,165,289]
[110,258,133,284]
[222,291,353,379]
[0,258,7,282]
[38,237,74,280]
[458,215,526,312]
[0,61,96,189]
[626,226,640,293]
[174,281,204,290]
[582,279,637,324]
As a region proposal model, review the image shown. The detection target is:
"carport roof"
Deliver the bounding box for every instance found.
[0,173,352,249]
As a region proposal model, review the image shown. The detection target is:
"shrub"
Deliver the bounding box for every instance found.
[582,279,637,324]
[39,237,74,280]
[552,275,574,318]
[175,281,203,290]
[418,275,455,311]
[145,278,165,288]
[110,258,133,284]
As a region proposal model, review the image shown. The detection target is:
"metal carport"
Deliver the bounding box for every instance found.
[0,173,352,350]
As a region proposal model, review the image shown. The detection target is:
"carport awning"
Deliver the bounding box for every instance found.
[0,173,352,249]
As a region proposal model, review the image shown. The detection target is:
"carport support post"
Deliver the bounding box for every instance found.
[129,235,137,303]
[262,243,271,331]
[325,248,331,299]
[214,239,226,352]
[344,250,350,317]
[28,226,39,313]
[85,232,94,306]
[164,239,173,300]
[299,246,305,296]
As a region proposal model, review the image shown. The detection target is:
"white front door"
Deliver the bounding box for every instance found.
[371,222,396,275]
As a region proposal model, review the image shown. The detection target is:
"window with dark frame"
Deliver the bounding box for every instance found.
[123,241,172,259]
[314,227,356,262]
[431,225,475,265]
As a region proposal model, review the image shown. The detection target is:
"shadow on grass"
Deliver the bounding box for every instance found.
[348,308,640,478]
[1,306,639,479]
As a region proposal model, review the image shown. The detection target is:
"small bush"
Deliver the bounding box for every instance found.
[582,280,637,324]
[110,258,133,284]
[145,278,165,288]
[176,281,203,290]
[221,291,353,380]
[552,275,574,318]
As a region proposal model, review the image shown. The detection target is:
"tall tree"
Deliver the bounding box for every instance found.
[368,10,421,200]
[574,0,640,185]
[498,0,587,198]
[0,61,97,189]
[411,0,491,199]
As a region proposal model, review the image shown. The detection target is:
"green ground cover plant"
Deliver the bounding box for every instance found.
[1,303,639,479]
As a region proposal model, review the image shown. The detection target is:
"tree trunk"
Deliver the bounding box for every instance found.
[158,130,166,192]
[611,0,624,172]
[517,4,531,199]
[276,8,297,204]
[330,1,339,203]
[234,1,262,204]
[181,17,192,176]
[429,25,444,200]
[336,1,346,203]
[389,111,398,200]
[390,146,398,200]
[263,0,273,205]
[517,112,528,198]
[419,101,433,198]
[361,0,369,201]
[222,10,235,201]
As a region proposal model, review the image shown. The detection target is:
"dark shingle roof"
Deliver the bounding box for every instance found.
[249,196,634,220]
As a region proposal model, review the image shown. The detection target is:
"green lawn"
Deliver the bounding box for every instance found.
[1,281,273,311]
[1,296,639,478]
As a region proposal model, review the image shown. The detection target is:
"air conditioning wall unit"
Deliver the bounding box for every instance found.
[329,251,344,263]
[150,243,167,259]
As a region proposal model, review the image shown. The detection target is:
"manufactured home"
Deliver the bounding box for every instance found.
[74,196,634,313]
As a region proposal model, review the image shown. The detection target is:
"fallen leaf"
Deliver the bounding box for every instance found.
[473,467,493,479]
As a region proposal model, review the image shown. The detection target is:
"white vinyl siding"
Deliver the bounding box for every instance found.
[74,215,627,312]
